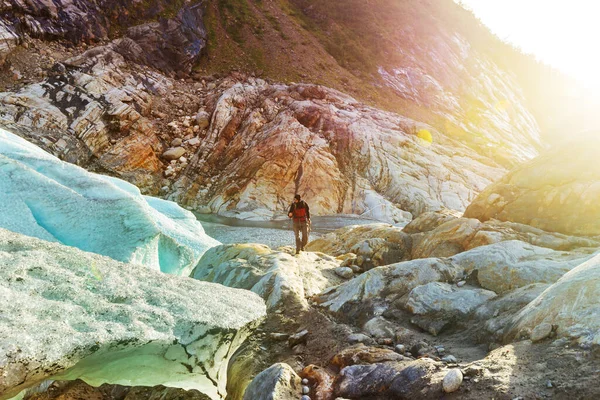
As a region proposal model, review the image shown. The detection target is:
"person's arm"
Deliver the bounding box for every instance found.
[306,203,311,220]
[288,203,294,218]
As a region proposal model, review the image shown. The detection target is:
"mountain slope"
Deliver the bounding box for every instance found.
[199,0,542,166]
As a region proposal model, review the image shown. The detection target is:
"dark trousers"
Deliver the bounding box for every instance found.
[293,219,309,252]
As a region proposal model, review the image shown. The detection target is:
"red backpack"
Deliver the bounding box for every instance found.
[293,202,307,221]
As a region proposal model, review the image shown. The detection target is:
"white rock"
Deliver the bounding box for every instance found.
[192,244,343,310]
[442,369,463,393]
[242,363,301,400]
[506,253,600,345]
[531,322,553,342]
[335,266,354,279]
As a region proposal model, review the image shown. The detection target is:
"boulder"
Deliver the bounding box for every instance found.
[473,283,550,341]
[506,253,600,345]
[334,359,439,399]
[191,244,343,310]
[362,317,397,339]
[242,363,301,400]
[464,138,600,237]
[0,129,218,275]
[331,346,404,368]
[24,380,212,400]
[405,282,496,335]
[162,147,186,161]
[196,110,211,129]
[318,258,462,313]
[0,229,266,400]
[449,240,593,294]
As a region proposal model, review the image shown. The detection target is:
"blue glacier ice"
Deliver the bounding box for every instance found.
[0,128,219,275]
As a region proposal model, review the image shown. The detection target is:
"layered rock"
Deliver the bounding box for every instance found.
[172,80,507,222]
[450,240,593,294]
[0,229,266,400]
[406,282,497,335]
[465,138,600,237]
[0,128,218,275]
[191,243,343,310]
[506,252,600,345]
[0,0,206,74]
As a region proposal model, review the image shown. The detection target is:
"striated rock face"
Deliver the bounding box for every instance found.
[191,243,343,310]
[172,80,506,222]
[0,0,207,74]
[0,128,218,275]
[506,252,600,345]
[465,139,600,237]
[0,46,170,191]
[0,229,266,400]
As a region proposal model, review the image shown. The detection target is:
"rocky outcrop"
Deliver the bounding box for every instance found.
[0,129,218,275]
[465,138,600,237]
[0,229,266,400]
[191,243,343,310]
[0,0,206,74]
[506,252,600,345]
[406,282,497,335]
[306,212,598,271]
[318,258,463,314]
[0,45,169,191]
[316,240,593,322]
[450,240,593,294]
[171,80,507,222]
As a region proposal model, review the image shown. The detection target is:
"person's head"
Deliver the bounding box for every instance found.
[294,194,301,203]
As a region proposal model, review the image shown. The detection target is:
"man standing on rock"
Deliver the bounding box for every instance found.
[288,194,311,255]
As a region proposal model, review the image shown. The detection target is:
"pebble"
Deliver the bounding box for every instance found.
[377,338,393,346]
[442,355,458,363]
[457,280,466,287]
[171,138,183,147]
[395,344,405,353]
[301,396,310,400]
[531,322,553,342]
[546,380,553,388]
[335,266,354,279]
[289,329,309,347]
[347,333,371,344]
[301,378,309,385]
[443,369,463,393]
[269,333,289,341]
[302,385,310,394]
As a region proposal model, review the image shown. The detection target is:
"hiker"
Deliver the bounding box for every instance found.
[288,194,311,255]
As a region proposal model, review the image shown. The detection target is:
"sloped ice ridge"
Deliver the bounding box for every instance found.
[0,228,266,400]
[0,128,219,275]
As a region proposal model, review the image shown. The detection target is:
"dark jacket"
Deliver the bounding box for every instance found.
[288,200,310,221]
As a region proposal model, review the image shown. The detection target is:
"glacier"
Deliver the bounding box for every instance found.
[0,128,219,275]
[0,228,266,400]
